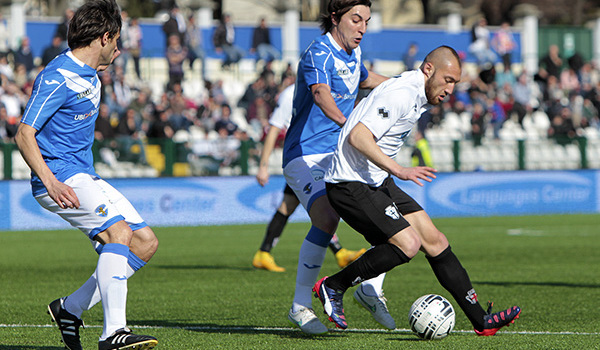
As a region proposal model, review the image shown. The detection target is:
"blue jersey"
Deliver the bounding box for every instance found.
[283,33,368,167]
[20,50,101,196]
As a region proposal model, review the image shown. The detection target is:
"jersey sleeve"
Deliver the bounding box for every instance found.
[21,70,66,130]
[359,84,413,140]
[300,43,333,89]
[269,85,294,129]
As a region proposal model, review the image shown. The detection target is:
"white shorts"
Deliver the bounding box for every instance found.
[283,153,333,212]
[35,173,146,240]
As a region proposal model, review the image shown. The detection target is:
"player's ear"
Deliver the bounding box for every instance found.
[331,12,338,26]
[422,62,434,79]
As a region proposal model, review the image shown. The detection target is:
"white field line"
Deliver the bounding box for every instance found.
[0,324,599,336]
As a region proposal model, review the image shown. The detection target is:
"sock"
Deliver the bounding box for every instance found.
[291,226,330,312]
[326,243,410,293]
[328,233,342,255]
[64,250,146,318]
[427,246,486,331]
[259,211,289,252]
[359,272,387,296]
[96,243,129,340]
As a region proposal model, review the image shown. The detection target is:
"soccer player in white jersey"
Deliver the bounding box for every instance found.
[15,1,158,349]
[253,83,366,272]
[283,0,391,334]
[313,46,521,335]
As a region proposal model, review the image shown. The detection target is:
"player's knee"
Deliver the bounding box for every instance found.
[389,229,421,258]
[420,229,448,256]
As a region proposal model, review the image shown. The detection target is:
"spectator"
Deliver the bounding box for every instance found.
[538,44,563,84]
[0,13,10,56]
[491,21,517,70]
[166,34,188,89]
[162,5,186,48]
[548,106,577,145]
[94,103,118,165]
[54,8,74,49]
[468,17,496,67]
[147,109,175,139]
[212,13,244,69]
[402,42,419,71]
[214,103,238,136]
[115,9,130,72]
[512,72,535,127]
[0,53,13,81]
[115,107,147,163]
[127,16,143,79]
[471,101,488,146]
[0,103,18,140]
[41,36,65,67]
[112,66,133,117]
[251,17,280,68]
[13,37,34,76]
[186,14,206,79]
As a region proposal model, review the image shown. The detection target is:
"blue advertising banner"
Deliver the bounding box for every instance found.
[2,170,598,231]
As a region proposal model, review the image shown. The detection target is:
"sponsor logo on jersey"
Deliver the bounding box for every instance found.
[331,92,357,100]
[303,182,312,195]
[74,108,98,121]
[384,204,400,220]
[45,79,60,85]
[315,51,327,56]
[77,88,93,99]
[465,289,478,304]
[310,169,325,182]
[95,204,108,217]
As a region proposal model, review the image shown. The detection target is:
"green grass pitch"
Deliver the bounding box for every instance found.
[0,214,599,349]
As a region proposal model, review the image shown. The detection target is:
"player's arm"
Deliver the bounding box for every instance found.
[256,124,282,187]
[311,83,347,127]
[348,122,436,187]
[15,124,80,209]
[360,70,388,90]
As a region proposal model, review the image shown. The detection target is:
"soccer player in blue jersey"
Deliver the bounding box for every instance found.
[284,0,392,334]
[15,1,158,349]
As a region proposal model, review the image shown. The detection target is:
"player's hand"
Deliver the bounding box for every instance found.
[396,166,437,187]
[47,180,80,209]
[256,166,269,187]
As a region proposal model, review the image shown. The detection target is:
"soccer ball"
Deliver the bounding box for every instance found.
[408,294,455,340]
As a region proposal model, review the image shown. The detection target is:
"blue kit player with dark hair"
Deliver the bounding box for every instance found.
[15,1,158,349]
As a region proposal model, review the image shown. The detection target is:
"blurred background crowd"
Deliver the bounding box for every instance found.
[1,1,600,178]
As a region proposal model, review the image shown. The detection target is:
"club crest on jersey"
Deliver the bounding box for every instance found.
[310,169,325,182]
[384,204,400,220]
[303,183,312,195]
[95,204,108,217]
[465,289,478,304]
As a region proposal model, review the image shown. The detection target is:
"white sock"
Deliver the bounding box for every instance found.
[96,243,129,340]
[360,272,387,296]
[64,264,136,318]
[292,226,330,312]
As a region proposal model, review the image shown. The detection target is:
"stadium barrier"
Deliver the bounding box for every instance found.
[1,170,598,231]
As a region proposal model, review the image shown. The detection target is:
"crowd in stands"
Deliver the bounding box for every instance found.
[1,10,600,176]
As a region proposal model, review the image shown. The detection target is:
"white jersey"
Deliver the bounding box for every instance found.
[325,69,429,186]
[269,84,294,130]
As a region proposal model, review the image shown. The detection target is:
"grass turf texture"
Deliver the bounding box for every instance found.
[0,214,598,349]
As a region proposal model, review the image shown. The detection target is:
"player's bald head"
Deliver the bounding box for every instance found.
[421,46,461,71]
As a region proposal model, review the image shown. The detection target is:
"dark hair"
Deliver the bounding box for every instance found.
[68,0,122,50]
[319,0,371,34]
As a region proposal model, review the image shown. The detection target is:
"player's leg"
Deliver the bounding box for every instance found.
[405,210,520,335]
[315,181,419,329]
[284,154,336,334]
[253,187,299,272]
